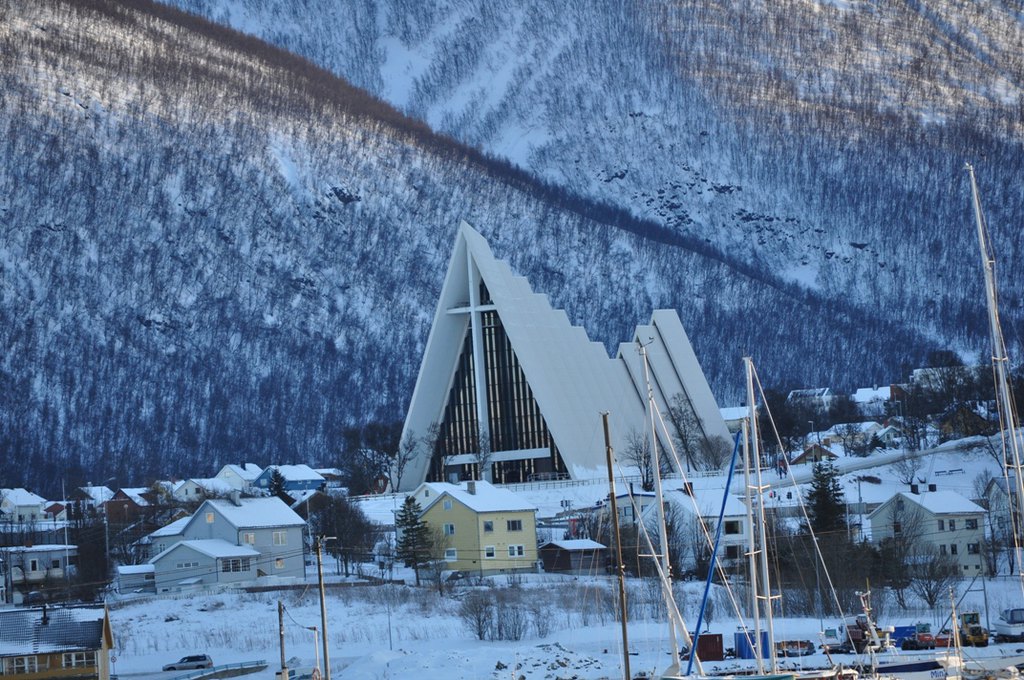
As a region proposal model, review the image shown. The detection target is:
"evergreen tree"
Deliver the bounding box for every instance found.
[395,496,429,585]
[267,468,288,501]
[805,461,846,536]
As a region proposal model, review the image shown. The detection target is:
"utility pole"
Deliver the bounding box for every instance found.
[316,536,334,680]
[277,600,288,680]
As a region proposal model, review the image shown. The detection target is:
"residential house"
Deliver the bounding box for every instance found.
[148,497,305,593]
[786,387,834,411]
[314,468,345,490]
[253,465,325,492]
[149,539,260,592]
[790,443,839,466]
[137,517,189,562]
[103,488,154,526]
[70,486,114,512]
[214,464,264,492]
[538,539,606,574]
[116,564,156,594]
[1,489,47,524]
[0,545,77,603]
[412,480,538,574]
[0,606,114,680]
[172,478,234,503]
[657,489,749,571]
[852,385,893,417]
[868,489,987,576]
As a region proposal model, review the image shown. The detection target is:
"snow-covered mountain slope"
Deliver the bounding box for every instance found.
[0,0,962,491]
[163,0,1024,358]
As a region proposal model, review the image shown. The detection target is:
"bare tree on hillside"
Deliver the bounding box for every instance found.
[892,452,922,486]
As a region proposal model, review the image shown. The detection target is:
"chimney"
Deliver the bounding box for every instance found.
[910,484,919,494]
[466,481,476,495]
[230,490,241,506]
[928,483,937,492]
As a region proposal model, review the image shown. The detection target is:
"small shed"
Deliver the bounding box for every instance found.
[538,539,606,574]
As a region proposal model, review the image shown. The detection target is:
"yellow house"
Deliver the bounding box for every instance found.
[0,605,114,680]
[414,480,538,574]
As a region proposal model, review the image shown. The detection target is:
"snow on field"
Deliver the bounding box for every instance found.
[109,439,1024,679]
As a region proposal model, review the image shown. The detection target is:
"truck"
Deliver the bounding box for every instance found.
[959,611,989,647]
[897,622,935,651]
[995,608,1024,643]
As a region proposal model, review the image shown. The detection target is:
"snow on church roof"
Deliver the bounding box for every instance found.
[399,221,729,491]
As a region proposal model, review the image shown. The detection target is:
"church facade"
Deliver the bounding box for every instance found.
[397,222,729,491]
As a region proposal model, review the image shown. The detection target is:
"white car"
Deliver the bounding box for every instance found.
[163,655,213,671]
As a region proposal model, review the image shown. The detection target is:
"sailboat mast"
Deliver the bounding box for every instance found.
[640,343,681,670]
[602,413,632,680]
[966,162,1024,587]
[746,358,778,673]
[742,388,765,674]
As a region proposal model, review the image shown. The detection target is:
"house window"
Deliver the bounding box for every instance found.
[63,652,95,668]
[485,546,495,559]
[273,531,287,545]
[893,521,902,534]
[950,544,958,555]
[483,521,493,532]
[29,559,39,572]
[724,545,740,560]
[966,518,978,530]
[275,558,285,570]
[221,558,250,573]
[443,499,452,510]
[243,532,255,544]
[11,657,38,674]
[896,499,904,510]
[949,519,956,531]
[444,548,457,561]
[176,561,199,569]
[443,523,455,536]
[967,543,980,555]
[206,512,215,524]
[508,545,525,558]
[51,559,60,569]
[939,545,947,555]
[724,520,741,535]
[507,519,523,532]
[937,519,944,531]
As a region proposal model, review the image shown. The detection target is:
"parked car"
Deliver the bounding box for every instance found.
[163,655,213,671]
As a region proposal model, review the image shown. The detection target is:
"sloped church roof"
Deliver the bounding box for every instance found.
[398,222,729,491]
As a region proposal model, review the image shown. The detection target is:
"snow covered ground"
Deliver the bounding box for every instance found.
[108,438,1022,679]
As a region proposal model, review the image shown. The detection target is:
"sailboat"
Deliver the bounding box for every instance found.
[628,348,857,680]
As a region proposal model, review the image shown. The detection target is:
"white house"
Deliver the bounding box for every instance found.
[0,488,47,523]
[214,464,264,492]
[0,544,77,600]
[172,478,234,502]
[868,490,987,576]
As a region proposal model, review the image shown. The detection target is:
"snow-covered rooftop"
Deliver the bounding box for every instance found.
[420,480,538,514]
[117,564,155,575]
[901,489,985,515]
[853,386,891,403]
[147,516,189,538]
[202,497,305,529]
[149,538,260,563]
[264,464,324,482]
[1,488,47,506]
[219,463,263,480]
[541,539,606,550]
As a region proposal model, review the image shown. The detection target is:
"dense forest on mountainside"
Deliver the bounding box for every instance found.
[0,0,1002,495]
[165,0,1024,354]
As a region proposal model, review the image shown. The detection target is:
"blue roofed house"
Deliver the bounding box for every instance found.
[149,496,305,593]
[253,465,325,492]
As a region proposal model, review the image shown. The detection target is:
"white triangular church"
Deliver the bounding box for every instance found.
[397,222,730,491]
